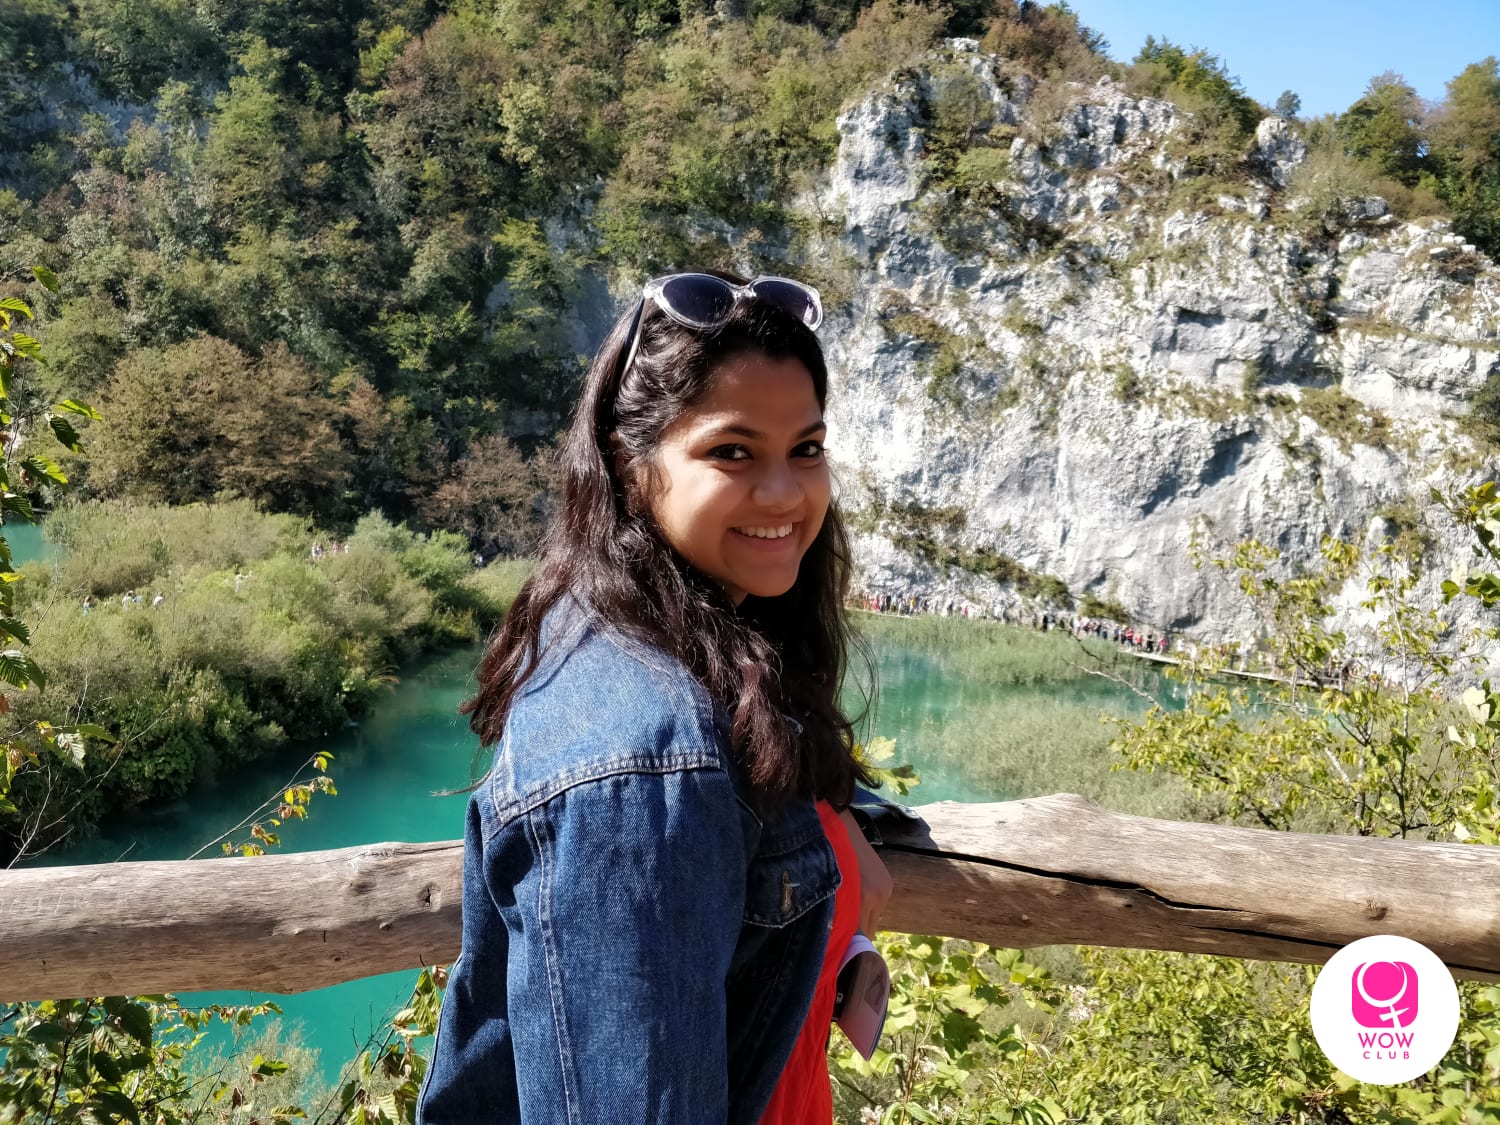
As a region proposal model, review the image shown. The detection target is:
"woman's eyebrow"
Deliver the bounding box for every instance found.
[707,421,827,441]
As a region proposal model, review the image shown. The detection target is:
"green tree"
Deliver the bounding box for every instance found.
[199,40,303,232]
[86,335,351,517]
[1428,58,1500,254]
[1336,72,1427,186]
[1131,36,1259,137]
[71,0,223,101]
[1274,88,1301,119]
[359,15,527,224]
[0,0,66,141]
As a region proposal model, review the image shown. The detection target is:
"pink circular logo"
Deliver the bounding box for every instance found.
[1310,936,1459,1084]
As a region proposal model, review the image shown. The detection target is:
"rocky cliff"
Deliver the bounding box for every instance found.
[801,39,1499,646]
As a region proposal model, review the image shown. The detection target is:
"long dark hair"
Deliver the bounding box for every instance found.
[463,273,872,807]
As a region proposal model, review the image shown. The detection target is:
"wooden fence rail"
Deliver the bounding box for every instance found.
[4,793,1499,1002]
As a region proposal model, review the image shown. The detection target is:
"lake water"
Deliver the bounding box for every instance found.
[37,599,1174,1085]
[6,521,56,568]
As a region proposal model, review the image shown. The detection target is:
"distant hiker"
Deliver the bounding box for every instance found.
[151,593,165,608]
[81,595,93,616]
[121,591,134,610]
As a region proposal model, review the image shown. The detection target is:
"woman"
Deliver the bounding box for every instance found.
[418,271,893,1125]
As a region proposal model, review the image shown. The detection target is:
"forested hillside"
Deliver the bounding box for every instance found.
[3,0,1499,557]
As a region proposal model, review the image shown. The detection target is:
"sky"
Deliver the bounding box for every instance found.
[1060,0,1500,118]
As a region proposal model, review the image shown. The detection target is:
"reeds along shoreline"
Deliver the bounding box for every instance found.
[851,608,1202,823]
[852,606,1142,686]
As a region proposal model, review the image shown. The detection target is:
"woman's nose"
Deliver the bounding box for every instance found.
[751,460,802,510]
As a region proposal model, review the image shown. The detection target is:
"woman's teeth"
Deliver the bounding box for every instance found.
[735,524,794,539]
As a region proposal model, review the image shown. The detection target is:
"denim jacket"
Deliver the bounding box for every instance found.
[417,601,841,1124]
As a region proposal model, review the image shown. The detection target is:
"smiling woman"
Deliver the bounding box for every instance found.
[652,352,832,604]
[417,271,893,1125]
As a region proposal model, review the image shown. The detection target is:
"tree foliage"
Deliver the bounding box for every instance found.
[86,335,351,518]
[1336,72,1426,186]
[0,265,112,854]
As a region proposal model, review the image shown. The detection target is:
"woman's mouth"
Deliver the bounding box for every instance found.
[732,523,795,541]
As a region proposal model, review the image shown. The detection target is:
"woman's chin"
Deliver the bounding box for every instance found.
[730,570,800,601]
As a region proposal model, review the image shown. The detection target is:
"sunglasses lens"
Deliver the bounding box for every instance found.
[656,274,737,328]
[750,277,822,329]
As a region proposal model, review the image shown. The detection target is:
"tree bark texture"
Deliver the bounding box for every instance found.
[3,794,1496,1001]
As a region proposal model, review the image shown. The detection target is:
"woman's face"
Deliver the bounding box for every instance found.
[647,350,831,604]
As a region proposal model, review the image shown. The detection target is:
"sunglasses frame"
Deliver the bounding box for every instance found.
[618,273,823,379]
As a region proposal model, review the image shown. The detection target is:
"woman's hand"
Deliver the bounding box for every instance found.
[838,808,893,936]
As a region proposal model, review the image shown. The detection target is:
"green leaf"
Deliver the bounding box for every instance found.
[87,1088,141,1125]
[2,494,35,524]
[0,298,32,319]
[115,1000,153,1047]
[10,334,43,360]
[47,414,83,453]
[31,266,59,292]
[91,1047,123,1084]
[0,650,45,691]
[0,617,32,645]
[21,455,67,486]
[253,1054,290,1077]
[55,398,102,421]
[25,1021,70,1045]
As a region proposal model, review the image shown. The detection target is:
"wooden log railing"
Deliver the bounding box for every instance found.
[4,793,1499,1003]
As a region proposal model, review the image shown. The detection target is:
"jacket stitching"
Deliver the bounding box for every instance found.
[486,752,721,838]
[527,808,581,1124]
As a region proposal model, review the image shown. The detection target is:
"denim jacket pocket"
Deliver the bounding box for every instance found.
[741,807,840,928]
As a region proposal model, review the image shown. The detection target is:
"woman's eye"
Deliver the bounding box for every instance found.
[708,444,751,461]
[794,441,826,459]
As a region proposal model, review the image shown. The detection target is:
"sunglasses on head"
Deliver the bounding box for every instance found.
[619,273,824,377]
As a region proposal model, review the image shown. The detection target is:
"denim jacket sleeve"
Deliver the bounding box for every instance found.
[419,762,749,1125]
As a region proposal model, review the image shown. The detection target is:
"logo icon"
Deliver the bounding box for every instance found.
[1310,935,1459,1085]
[1352,961,1418,1029]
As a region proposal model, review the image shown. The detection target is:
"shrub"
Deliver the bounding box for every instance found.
[1111,362,1142,403]
[2,500,502,858]
[978,0,1112,84]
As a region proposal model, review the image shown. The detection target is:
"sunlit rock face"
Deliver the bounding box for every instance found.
[807,40,1500,647]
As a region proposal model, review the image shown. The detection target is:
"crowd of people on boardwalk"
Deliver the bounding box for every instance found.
[852,589,1173,656]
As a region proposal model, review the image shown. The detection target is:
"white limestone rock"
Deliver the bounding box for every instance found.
[804,45,1500,649]
[1252,116,1307,188]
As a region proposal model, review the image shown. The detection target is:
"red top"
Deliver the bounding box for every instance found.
[758,800,862,1125]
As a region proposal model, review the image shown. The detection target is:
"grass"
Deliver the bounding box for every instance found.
[853,612,1203,821]
[855,612,1119,685]
[891,689,1201,820]
[465,557,533,618]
